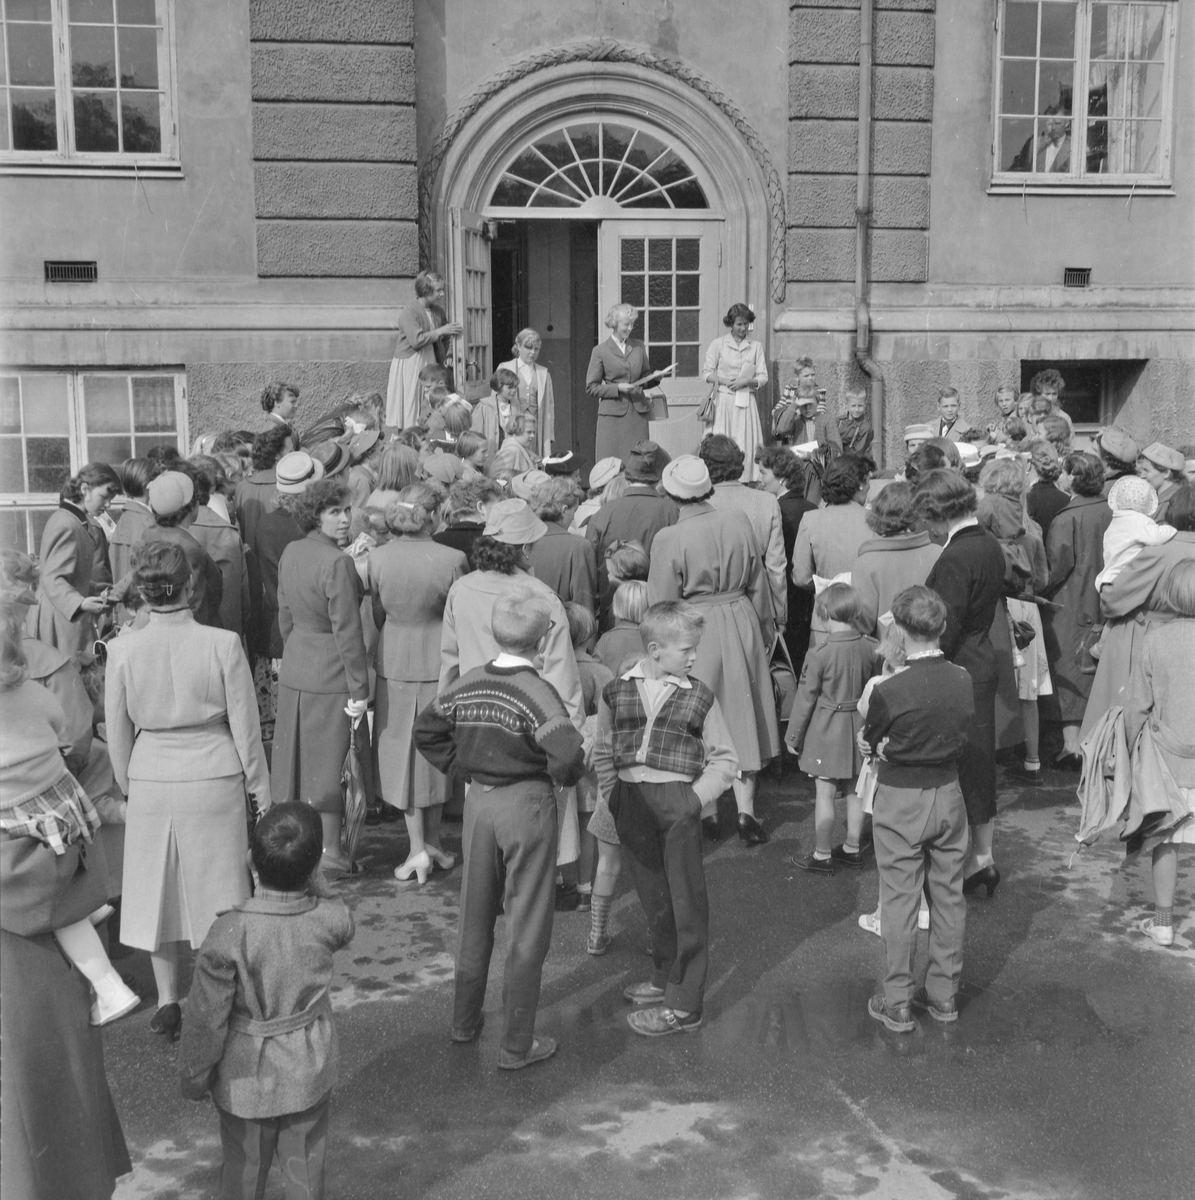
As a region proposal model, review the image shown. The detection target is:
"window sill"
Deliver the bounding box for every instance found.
[0,161,183,179]
[987,181,1174,197]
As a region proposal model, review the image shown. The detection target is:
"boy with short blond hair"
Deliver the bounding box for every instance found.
[592,601,738,1036]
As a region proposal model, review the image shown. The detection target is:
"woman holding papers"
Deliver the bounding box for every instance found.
[702,304,769,481]
[585,303,669,465]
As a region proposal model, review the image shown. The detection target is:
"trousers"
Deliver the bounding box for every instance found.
[454,780,558,1056]
[612,778,708,1014]
[872,780,968,1007]
[216,1091,330,1200]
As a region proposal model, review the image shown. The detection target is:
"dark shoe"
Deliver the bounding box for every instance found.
[1053,751,1083,772]
[868,994,915,1033]
[497,1035,557,1070]
[789,852,834,875]
[911,987,958,1023]
[962,864,1001,898]
[702,815,721,841]
[450,1015,484,1043]
[626,1006,703,1037]
[555,883,579,912]
[150,1002,182,1043]
[830,844,866,868]
[623,981,667,1005]
[1005,763,1044,786]
[736,812,769,845]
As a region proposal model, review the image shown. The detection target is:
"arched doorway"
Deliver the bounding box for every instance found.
[427,53,775,462]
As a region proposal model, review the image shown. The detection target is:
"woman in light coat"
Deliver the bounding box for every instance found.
[370,484,468,884]
[498,328,555,458]
[702,303,768,481]
[106,540,269,1042]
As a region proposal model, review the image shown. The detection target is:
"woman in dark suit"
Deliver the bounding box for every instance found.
[271,478,371,878]
[1041,453,1112,768]
[585,303,659,465]
[916,469,1007,896]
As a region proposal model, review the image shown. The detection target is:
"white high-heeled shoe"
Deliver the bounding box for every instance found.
[394,851,431,884]
[425,845,456,871]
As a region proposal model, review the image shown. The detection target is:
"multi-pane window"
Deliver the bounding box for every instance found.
[620,237,703,379]
[993,0,1176,183]
[0,369,185,553]
[1,0,177,164]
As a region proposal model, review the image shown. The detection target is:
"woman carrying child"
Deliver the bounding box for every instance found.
[785,583,879,873]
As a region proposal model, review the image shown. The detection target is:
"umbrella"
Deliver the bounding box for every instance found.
[340,717,369,865]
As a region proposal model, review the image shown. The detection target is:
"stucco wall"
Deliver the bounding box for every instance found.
[250,0,418,277]
[787,0,935,284]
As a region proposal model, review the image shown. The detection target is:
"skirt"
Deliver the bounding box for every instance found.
[386,348,435,429]
[711,390,762,482]
[374,677,446,811]
[1007,598,1053,701]
[271,686,351,813]
[0,770,101,855]
[120,777,251,950]
[595,408,650,466]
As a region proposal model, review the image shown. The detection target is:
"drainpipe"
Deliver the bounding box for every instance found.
[855,0,885,465]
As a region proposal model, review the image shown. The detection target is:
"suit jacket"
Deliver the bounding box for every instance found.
[527,522,598,614]
[707,481,788,626]
[277,531,370,700]
[191,505,251,639]
[369,535,468,682]
[935,414,973,442]
[585,337,653,417]
[1036,135,1071,173]
[499,357,555,455]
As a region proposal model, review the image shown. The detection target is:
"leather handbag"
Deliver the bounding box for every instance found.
[696,381,718,425]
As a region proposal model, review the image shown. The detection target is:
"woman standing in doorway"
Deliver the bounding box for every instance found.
[586,303,660,465]
[499,329,556,458]
[701,304,768,481]
[385,270,463,429]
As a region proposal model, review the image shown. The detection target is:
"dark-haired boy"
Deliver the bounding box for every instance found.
[180,802,354,1200]
[414,589,586,1070]
[861,586,974,1033]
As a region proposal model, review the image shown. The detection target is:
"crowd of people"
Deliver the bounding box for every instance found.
[3,290,1194,1198]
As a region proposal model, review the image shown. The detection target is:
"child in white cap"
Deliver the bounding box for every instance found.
[1094,475,1176,591]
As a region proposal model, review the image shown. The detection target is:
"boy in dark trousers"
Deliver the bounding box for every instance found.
[592,601,738,1037]
[414,588,586,1069]
[179,803,354,1200]
[861,586,975,1033]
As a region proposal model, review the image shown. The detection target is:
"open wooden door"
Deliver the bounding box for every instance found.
[448,209,492,401]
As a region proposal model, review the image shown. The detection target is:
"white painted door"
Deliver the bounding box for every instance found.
[448,209,492,399]
[597,219,725,418]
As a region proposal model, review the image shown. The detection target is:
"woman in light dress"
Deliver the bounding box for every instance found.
[385,270,462,429]
[702,304,768,482]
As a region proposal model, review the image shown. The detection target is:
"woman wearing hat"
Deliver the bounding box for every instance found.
[1138,443,1186,523]
[648,456,779,844]
[370,484,468,882]
[702,304,768,482]
[385,270,462,429]
[271,477,371,878]
[586,303,663,465]
[569,457,625,535]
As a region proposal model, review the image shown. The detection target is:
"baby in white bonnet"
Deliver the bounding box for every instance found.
[1094,475,1176,591]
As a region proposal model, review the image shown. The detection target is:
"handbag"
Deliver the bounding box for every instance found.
[770,635,799,724]
[1010,617,1036,651]
[696,380,718,425]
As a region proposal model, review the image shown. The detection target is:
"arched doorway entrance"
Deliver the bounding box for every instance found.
[426,50,776,462]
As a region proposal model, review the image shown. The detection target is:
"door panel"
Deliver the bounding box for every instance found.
[598,219,724,416]
[448,209,492,400]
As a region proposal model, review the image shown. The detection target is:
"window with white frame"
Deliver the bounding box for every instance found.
[1,0,178,167]
[0,369,185,553]
[992,0,1176,186]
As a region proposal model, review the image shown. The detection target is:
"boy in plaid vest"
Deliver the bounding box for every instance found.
[592,601,738,1036]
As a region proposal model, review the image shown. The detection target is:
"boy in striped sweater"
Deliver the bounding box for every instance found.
[413,588,585,1070]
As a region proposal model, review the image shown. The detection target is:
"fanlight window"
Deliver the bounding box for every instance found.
[490,122,709,210]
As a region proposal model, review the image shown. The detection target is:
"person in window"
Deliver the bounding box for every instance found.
[1009,106,1071,173]
[701,304,768,482]
[586,304,662,466]
[498,329,555,459]
[385,270,463,430]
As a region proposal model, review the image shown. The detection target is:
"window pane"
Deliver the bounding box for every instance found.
[647,344,669,370]
[1084,118,1109,172]
[88,434,131,463]
[526,187,572,208]
[1004,1,1039,57]
[675,240,700,271]
[1001,59,1037,113]
[1002,117,1037,171]
[8,1,54,19]
[84,375,129,431]
[620,274,645,307]
[132,376,175,429]
[625,130,665,171]
[676,310,700,341]
[0,378,20,433]
[623,192,670,209]
[0,119,8,152]
[676,345,700,379]
[629,313,644,342]
[1121,120,1160,173]
[1037,61,1073,114]
[74,91,119,150]
[676,274,700,306]
[8,22,55,85]
[648,274,672,306]
[71,24,116,88]
[120,89,160,152]
[603,124,632,165]
[620,239,644,271]
[647,239,671,270]
[22,375,70,434]
[10,88,58,150]
[666,179,708,208]
[1039,2,1076,58]
[117,25,157,87]
[69,0,114,19]
[134,434,176,457]
[117,0,157,24]
[26,437,71,492]
[0,509,32,554]
[505,147,552,185]
[648,310,672,342]
[29,507,55,550]
[1089,3,1124,58]
[0,439,26,492]
[491,177,534,206]
[1127,5,1166,60]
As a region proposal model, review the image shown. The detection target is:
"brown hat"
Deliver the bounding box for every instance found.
[482,498,548,545]
[627,439,670,480]
[1096,427,1140,466]
[1141,442,1184,473]
[309,440,351,477]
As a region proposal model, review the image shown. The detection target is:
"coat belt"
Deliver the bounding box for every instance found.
[229,991,331,1038]
[685,589,747,607]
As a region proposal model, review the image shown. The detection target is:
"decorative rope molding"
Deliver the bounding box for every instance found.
[418,38,787,303]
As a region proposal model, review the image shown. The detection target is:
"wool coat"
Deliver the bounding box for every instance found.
[142,524,225,630]
[1042,493,1112,721]
[708,480,788,626]
[528,521,598,614]
[33,503,106,661]
[233,468,278,555]
[107,498,154,595]
[191,504,251,639]
[179,893,354,1118]
[252,506,303,659]
[586,485,679,561]
[585,337,654,464]
[852,530,942,636]
[791,500,872,639]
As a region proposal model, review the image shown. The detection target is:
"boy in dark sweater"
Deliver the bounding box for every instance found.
[861,586,975,1033]
[413,588,585,1069]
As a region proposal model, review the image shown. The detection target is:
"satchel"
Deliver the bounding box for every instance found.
[696,381,717,425]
